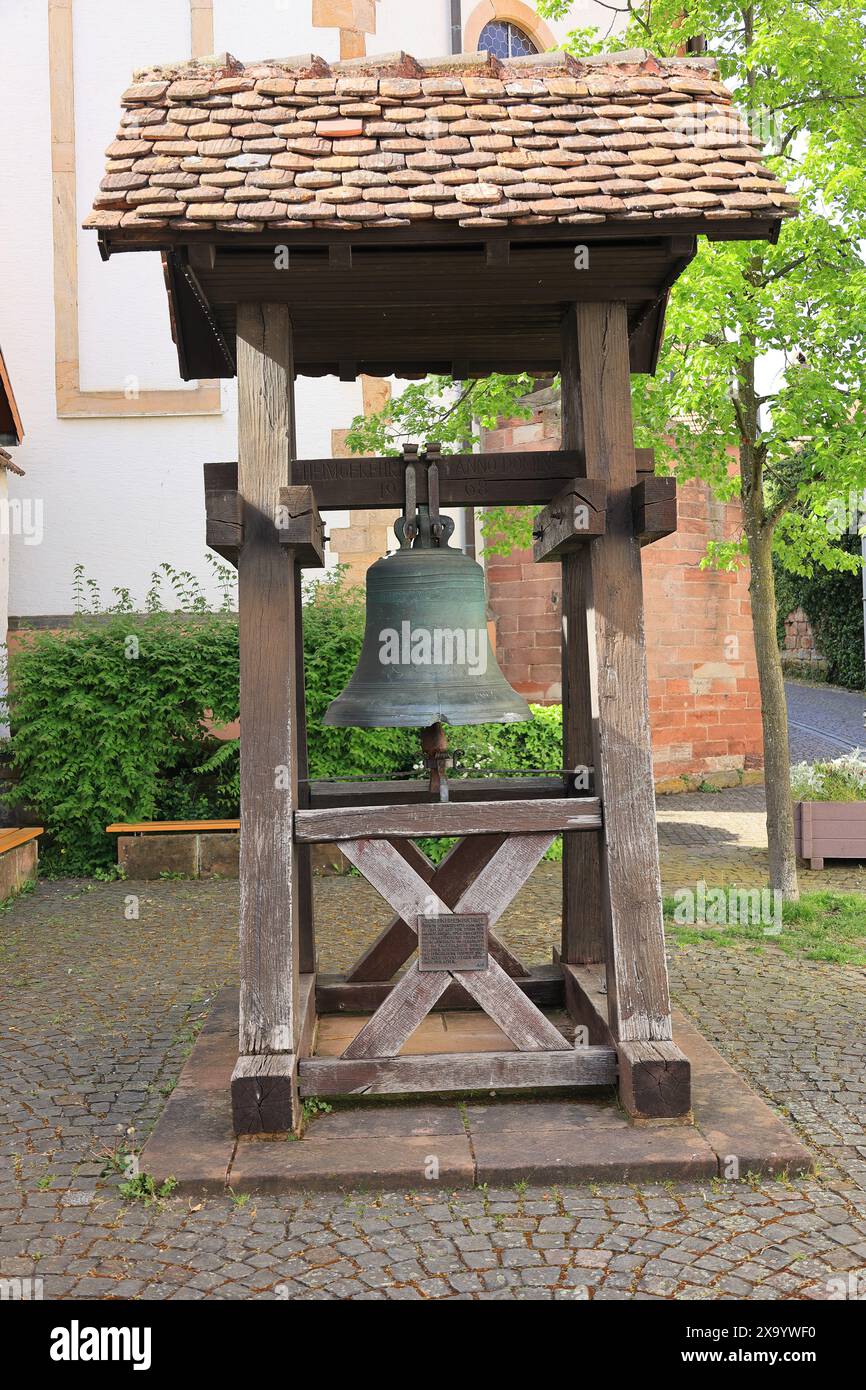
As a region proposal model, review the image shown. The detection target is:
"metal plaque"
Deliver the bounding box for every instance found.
[417,914,489,972]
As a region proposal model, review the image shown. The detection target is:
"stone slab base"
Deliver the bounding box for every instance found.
[117,834,346,878]
[139,988,813,1195]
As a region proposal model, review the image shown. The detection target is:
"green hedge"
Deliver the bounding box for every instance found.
[4,613,240,874]
[774,534,864,690]
[4,571,563,874]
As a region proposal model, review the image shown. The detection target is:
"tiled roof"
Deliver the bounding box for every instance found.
[0,448,25,475]
[85,49,795,238]
[0,344,24,446]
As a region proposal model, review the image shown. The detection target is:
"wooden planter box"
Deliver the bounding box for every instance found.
[795,800,866,870]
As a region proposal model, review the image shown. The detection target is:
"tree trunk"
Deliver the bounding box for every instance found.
[743,519,800,900]
[736,332,799,902]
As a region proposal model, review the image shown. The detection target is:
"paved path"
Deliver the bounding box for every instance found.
[2,869,865,1301]
[656,780,866,889]
[786,680,865,762]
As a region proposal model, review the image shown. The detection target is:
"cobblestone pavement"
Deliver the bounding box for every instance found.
[786,679,865,762]
[2,864,865,1302]
[657,781,866,890]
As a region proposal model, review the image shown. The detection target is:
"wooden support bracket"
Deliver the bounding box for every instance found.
[632,475,677,547]
[532,478,607,563]
[277,484,326,567]
[205,486,244,567]
[205,481,326,569]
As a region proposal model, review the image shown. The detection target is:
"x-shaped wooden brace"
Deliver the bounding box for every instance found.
[346,833,529,984]
[340,834,570,1059]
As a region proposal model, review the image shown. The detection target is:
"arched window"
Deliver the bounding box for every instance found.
[477,19,539,58]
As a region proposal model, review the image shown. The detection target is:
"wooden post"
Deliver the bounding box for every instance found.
[568,302,689,1116]
[231,303,303,1135]
[559,312,604,964]
[281,345,316,977]
[296,575,316,977]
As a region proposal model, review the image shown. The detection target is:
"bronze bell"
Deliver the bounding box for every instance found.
[324,483,532,730]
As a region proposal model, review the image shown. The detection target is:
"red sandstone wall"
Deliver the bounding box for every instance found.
[483,414,765,787]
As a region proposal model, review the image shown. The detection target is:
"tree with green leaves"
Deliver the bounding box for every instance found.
[349,0,866,898]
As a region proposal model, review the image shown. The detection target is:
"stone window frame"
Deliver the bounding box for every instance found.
[48,0,221,419]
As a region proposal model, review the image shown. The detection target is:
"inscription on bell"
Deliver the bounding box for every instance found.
[417,914,489,972]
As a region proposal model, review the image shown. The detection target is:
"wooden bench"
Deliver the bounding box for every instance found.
[106,820,240,879]
[106,819,350,879]
[0,826,43,899]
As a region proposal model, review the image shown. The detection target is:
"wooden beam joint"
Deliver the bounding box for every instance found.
[204,478,326,568]
[632,475,677,546]
[231,1054,299,1135]
[532,478,607,563]
[617,1040,691,1119]
[277,484,326,567]
[205,486,244,567]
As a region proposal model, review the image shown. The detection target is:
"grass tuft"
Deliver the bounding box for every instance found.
[664,890,866,966]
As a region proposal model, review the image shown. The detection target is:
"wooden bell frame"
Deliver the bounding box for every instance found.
[204,298,688,1136]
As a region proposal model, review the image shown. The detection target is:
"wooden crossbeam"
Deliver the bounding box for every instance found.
[450,957,569,1052]
[307,775,569,807]
[342,965,451,1060]
[339,838,450,921]
[339,970,429,1060]
[452,832,555,927]
[299,1047,618,1097]
[446,832,570,1052]
[339,837,525,983]
[203,449,655,514]
[346,833,528,984]
[317,964,564,1014]
[295,796,601,842]
[345,838,436,984]
[338,833,569,1058]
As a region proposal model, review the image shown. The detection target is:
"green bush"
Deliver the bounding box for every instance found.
[774,535,864,690]
[4,612,240,874]
[4,565,564,874]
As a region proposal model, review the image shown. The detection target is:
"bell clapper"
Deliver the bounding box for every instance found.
[420,721,450,802]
